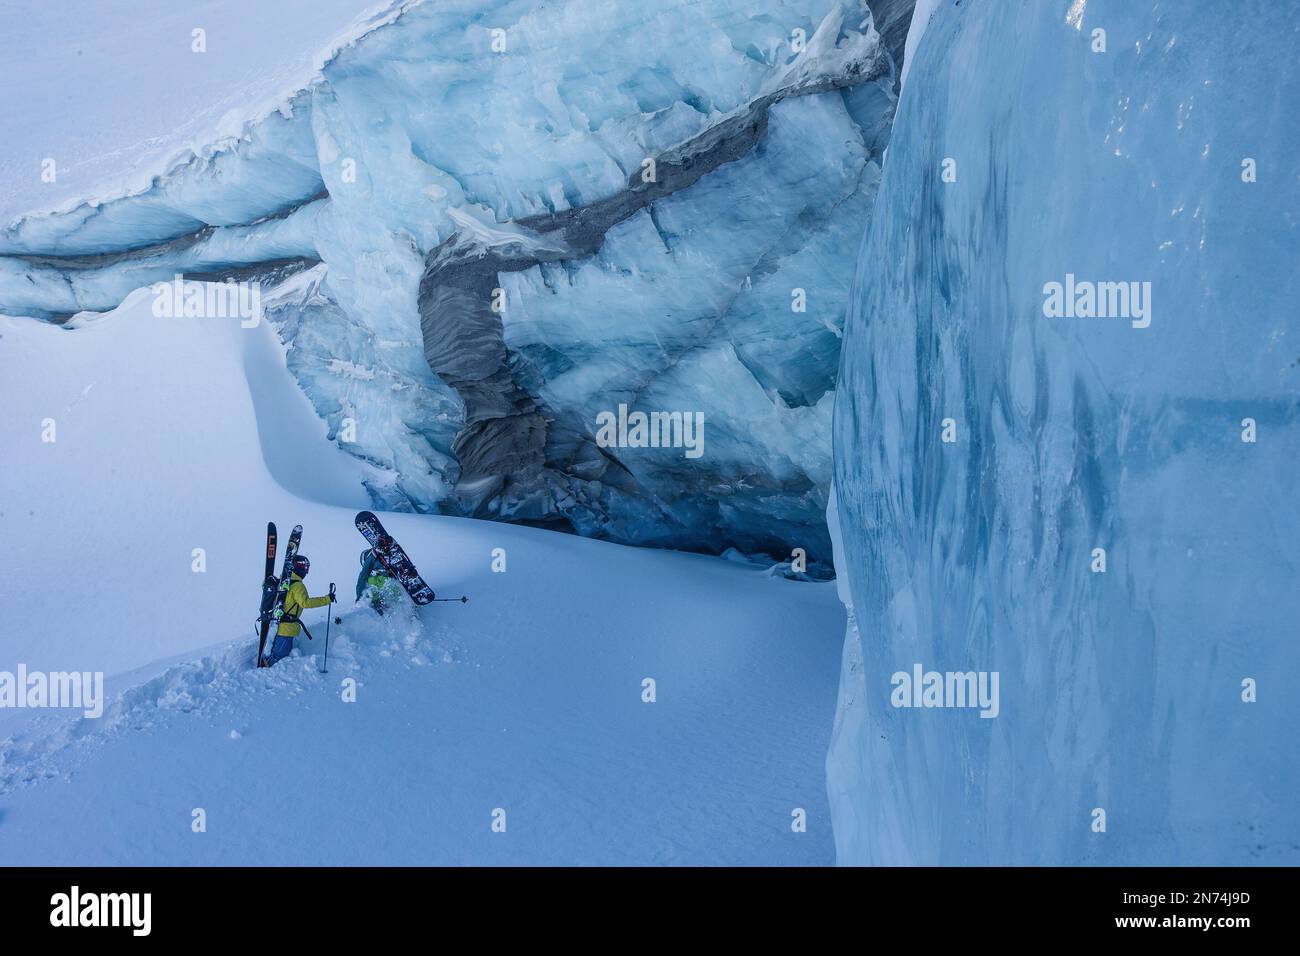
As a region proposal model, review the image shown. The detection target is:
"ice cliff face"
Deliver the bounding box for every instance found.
[0,0,916,567]
[827,1,1300,864]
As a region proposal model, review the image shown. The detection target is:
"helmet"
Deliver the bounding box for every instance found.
[291,555,310,577]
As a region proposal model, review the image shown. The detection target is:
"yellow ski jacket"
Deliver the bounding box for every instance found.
[276,573,331,637]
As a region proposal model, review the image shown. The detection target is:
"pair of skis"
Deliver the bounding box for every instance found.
[256,522,302,667]
[256,512,464,667]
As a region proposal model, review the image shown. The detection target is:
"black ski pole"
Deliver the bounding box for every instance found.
[428,596,469,603]
[322,583,336,673]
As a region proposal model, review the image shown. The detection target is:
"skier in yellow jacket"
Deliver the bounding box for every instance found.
[263,554,335,667]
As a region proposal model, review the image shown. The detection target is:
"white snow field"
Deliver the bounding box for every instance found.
[0,291,844,865]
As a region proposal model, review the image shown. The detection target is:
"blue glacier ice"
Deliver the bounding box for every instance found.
[0,0,919,566]
[827,0,1300,864]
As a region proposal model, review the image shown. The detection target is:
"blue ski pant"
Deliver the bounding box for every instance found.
[265,635,295,666]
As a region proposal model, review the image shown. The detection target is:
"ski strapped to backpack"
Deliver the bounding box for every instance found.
[260,524,303,666]
[255,522,278,666]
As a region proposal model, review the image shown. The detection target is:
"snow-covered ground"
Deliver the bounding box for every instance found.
[0,291,844,864]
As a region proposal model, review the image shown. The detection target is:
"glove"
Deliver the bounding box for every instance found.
[329,591,337,603]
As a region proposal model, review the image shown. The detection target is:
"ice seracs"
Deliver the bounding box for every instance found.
[827,0,1300,865]
[0,1,906,571]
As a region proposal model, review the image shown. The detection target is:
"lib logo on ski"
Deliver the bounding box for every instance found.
[255,522,278,667]
[261,524,302,666]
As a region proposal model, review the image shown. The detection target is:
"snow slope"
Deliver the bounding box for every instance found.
[0,288,374,675]
[0,291,844,864]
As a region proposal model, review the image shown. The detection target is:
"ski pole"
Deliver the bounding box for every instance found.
[322,583,336,673]
[428,596,469,603]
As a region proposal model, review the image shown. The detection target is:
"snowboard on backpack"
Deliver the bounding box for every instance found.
[261,524,303,665]
[255,522,278,666]
[354,511,435,605]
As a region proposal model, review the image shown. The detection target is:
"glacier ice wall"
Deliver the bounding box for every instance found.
[827,0,1300,864]
[1,0,918,566]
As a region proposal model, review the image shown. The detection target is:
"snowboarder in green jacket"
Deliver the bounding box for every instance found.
[356,539,400,614]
